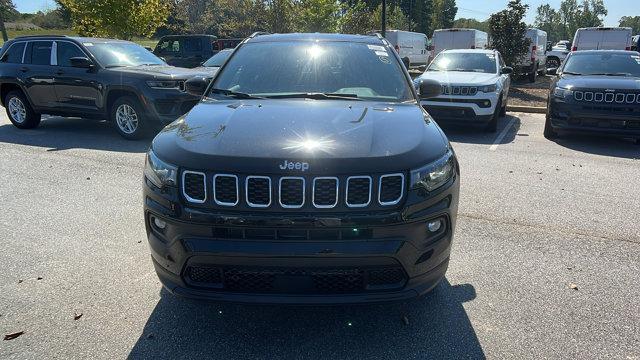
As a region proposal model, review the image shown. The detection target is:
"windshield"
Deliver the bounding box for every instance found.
[203,49,232,67]
[87,42,165,67]
[428,52,497,74]
[562,52,640,77]
[210,41,413,102]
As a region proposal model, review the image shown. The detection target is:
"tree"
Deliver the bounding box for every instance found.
[297,0,341,33]
[534,4,561,42]
[430,0,457,34]
[60,0,170,39]
[0,0,17,42]
[620,16,640,35]
[453,17,489,32]
[339,0,376,34]
[488,0,529,67]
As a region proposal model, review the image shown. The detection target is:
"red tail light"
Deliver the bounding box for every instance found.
[572,46,577,51]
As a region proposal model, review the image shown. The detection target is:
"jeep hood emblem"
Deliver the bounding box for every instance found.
[279,160,309,171]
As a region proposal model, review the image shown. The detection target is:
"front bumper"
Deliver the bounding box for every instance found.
[548,98,640,137]
[139,88,200,125]
[421,94,497,126]
[143,175,459,304]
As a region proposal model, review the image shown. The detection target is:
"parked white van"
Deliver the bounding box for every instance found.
[516,28,547,83]
[430,29,488,62]
[571,27,633,51]
[383,30,429,68]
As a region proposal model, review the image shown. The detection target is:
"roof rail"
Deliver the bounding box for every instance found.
[248,32,270,39]
[14,34,69,39]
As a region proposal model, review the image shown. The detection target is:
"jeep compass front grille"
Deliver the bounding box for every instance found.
[183,172,406,209]
[574,90,640,104]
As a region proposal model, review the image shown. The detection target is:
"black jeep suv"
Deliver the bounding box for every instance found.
[0,35,210,139]
[143,33,459,304]
[545,50,640,141]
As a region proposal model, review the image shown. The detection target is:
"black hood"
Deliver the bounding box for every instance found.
[112,65,211,79]
[152,99,449,174]
[557,74,640,90]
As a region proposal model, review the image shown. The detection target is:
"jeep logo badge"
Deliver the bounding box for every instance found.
[279,160,309,172]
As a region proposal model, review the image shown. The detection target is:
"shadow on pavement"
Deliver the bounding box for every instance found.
[441,114,521,146]
[0,116,151,153]
[552,134,640,159]
[128,280,484,360]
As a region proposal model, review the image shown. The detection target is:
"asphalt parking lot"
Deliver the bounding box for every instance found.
[0,111,639,359]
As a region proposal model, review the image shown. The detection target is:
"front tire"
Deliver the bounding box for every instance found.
[486,98,501,133]
[4,90,41,129]
[110,96,149,140]
[543,115,558,139]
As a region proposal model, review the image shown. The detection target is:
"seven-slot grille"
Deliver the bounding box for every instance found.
[442,85,478,96]
[574,90,640,104]
[181,172,405,209]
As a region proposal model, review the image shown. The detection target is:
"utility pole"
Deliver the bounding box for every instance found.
[381,0,386,37]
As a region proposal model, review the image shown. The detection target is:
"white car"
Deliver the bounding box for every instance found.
[547,40,571,68]
[414,49,512,132]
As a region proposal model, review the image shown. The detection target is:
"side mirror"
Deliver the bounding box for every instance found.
[501,66,513,75]
[418,79,441,99]
[185,76,211,97]
[70,57,94,69]
[547,68,557,76]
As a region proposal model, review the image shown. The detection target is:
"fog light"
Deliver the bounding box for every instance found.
[427,219,442,233]
[152,216,166,230]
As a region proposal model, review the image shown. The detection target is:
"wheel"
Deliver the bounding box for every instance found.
[110,96,149,140]
[4,90,41,129]
[528,64,537,83]
[546,57,560,69]
[500,95,507,116]
[543,114,558,139]
[485,98,501,133]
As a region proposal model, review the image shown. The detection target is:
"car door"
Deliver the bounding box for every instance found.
[21,41,57,110]
[52,40,102,114]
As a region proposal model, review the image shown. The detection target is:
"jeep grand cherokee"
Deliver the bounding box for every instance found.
[143,33,459,304]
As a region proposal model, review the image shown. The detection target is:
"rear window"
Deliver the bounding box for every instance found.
[563,52,640,77]
[157,39,180,53]
[1,42,25,63]
[428,52,497,73]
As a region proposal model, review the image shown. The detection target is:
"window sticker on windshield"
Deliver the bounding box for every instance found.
[486,54,495,60]
[375,50,389,57]
[83,43,94,46]
[368,45,385,51]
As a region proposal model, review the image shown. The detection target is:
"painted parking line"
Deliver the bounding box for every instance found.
[489,117,516,151]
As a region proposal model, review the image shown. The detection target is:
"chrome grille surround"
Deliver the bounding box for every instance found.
[378,173,405,206]
[312,177,339,209]
[213,174,239,206]
[245,176,272,208]
[278,176,305,209]
[574,90,638,104]
[345,176,372,208]
[182,170,207,204]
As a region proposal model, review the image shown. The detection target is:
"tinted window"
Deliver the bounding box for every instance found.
[183,38,202,52]
[158,39,180,53]
[563,52,640,77]
[31,41,52,65]
[86,42,164,67]
[212,42,413,102]
[202,49,232,67]
[2,42,25,63]
[427,52,497,74]
[57,42,86,67]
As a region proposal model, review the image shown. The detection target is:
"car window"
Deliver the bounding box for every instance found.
[1,42,25,63]
[87,42,165,67]
[30,41,52,66]
[428,52,498,74]
[158,39,180,53]
[202,49,231,67]
[183,38,202,52]
[563,52,640,77]
[56,42,86,67]
[212,41,413,102]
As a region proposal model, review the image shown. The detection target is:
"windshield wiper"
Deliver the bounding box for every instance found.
[264,93,361,101]
[209,88,265,99]
[588,72,631,76]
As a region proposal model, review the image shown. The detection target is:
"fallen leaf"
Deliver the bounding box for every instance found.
[37,277,43,280]
[74,313,83,320]
[569,283,579,291]
[18,279,23,284]
[4,331,24,340]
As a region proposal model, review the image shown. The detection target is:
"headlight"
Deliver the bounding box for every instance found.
[553,86,573,99]
[144,149,178,188]
[478,84,497,93]
[146,80,180,89]
[410,150,455,192]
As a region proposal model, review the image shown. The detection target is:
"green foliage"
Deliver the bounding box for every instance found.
[297,0,340,32]
[539,0,608,41]
[31,10,71,29]
[488,0,529,67]
[431,0,457,33]
[619,16,640,35]
[60,0,170,39]
[0,0,18,21]
[453,17,488,32]
[339,1,376,34]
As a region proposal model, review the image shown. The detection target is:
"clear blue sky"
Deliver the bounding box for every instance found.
[455,0,626,27]
[14,0,627,27]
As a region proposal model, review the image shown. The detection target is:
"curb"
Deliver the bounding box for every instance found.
[506,105,547,114]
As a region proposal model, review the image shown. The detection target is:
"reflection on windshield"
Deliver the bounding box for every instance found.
[203,50,232,67]
[210,42,413,102]
[87,43,165,67]
[428,53,497,74]
[563,53,640,77]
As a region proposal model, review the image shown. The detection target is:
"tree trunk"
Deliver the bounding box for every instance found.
[0,11,8,42]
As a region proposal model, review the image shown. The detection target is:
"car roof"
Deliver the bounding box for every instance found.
[570,50,636,55]
[441,49,496,54]
[11,35,132,44]
[246,33,384,45]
